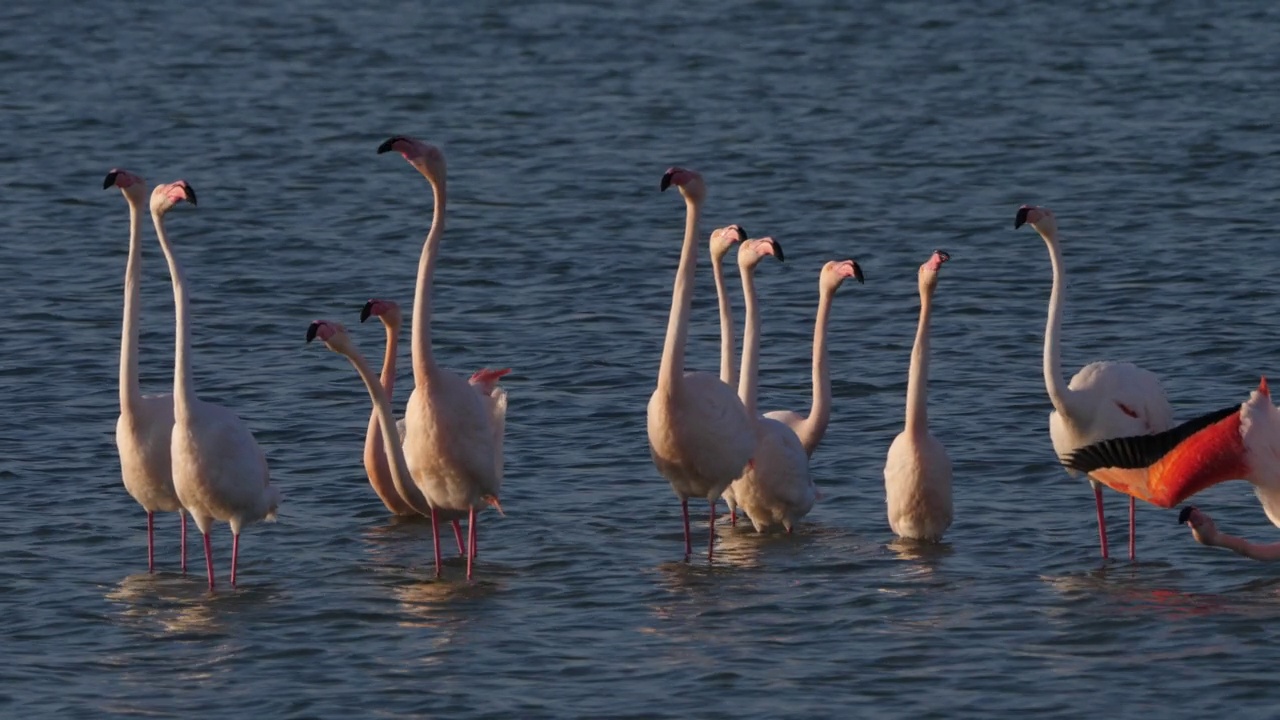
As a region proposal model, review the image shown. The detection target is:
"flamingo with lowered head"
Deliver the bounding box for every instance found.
[708,225,747,526]
[883,250,953,542]
[378,135,510,580]
[359,298,468,556]
[647,167,755,560]
[151,180,281,590]
[724,238,818,533]
[1017,205,1173,560]
[105,168,186,573]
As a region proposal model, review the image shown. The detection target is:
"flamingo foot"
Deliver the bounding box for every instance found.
[231,533,239,588]
[202,532,215,591]
[1094,484,1110,560]
[180,512,188,574]
[681,499,692,558]
[147,511,155,574]
[1128,496,1137,561]
[707,500,717,562]
[466,507,477,581]
[430,507,442,578]
[452,519,466,557]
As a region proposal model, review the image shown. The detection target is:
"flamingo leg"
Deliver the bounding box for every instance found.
[430,507,442,578]
[707,500,717,562]
[202,532,215,591]
[730,508,737,527]
[471,516,479,564]
[147,511,155,573]
[231,533,240,588]
[180,512,188,574]
[1128,496,1137,561]
[466,507,477,581]
[1093,483,1109,560]
[681,499,692,558]
[452,520,466,557]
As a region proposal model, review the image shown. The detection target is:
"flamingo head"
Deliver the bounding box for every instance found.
[103,168,147,204]
[821,259,864,292]
[737,237,784,271]
[360,298,402,328]
[306,319,354,355]
[150,180,197,216]
[377,135,446,183]
[1014,204,1056,236]
[919,249,950,289]
[709,225,748,262]
[660,166,705,203]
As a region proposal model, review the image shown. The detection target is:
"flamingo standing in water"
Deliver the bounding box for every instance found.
[883,250,953,541]
[1062,378,1280,560]
[151,180,281,590]
[647,167,755,560]
[378,135,510,580]
[1017,205,1172,560]
[359,298,467,556]
[708,225,747,526]
[724,238,817,533]
[104,168,186,573]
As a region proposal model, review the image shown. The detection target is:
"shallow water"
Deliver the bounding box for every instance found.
[4,0,1280,717]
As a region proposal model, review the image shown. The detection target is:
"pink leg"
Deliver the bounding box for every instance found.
[1128,496,1137,560]
[202,532,215,591]
[452,519,466,557]
[180,512,188,574]
[231,533,240,588]
[147,511,155,573]
[1094,485,1110,560]
[470,516,479,564]
[707,500,717,562]
[466,507,477,581]
[430,507,442,578]
[681,499,692,558]
[730,508,737,527]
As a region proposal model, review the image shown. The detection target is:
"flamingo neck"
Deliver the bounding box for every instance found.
[346,344,432,515]
[712,253,736,387]
[120,200,144,412]
[797,285,835,455]
[363,321,402,509]
[905,284,934,436]
[380,322,399,398]
[411,177,446,387]
[1041,229,1074,416]
[737,266,761,418]
[656,198,701,394]
[151,210,196,417]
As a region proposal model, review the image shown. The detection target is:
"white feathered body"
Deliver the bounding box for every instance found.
[403,370,505,517]
[883,429,953,541]
[1050,360,1174,465]
[117,394,181,513]
[648,371,754,502]
[171,398,278,535]
[727,417,814,532]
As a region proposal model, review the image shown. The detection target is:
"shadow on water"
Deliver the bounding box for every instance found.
[104,572,282,638]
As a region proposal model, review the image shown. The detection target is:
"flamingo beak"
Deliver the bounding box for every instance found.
[182,184,198,207]
[853,262,865,284]
[360,300,375,323]
[1177,506,1196,524]
[377,136,405,154]
[734,225,748,242]
[935,249,951,263]
[766,238,785,263]
[660,170,674,192]
[1014,206,1031,229]
[102,171,119,190]
[305,321,321,343]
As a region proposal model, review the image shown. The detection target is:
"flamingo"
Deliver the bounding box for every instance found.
[1061,378,1280,561]
[359,299,468,556]
[883,250,953,541]
[151,180,280,590]
[646,167,754,561]
[104,168,186,573]
[708,225,747,526]
[1017,205,1173,560]
[378,135,510,581]
[724,238,817,533]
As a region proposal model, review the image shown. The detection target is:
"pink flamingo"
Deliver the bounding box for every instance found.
[104,169,187,573]
[708,225,747,526]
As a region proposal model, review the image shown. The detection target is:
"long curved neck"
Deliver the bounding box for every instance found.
[656,197,700,393]
[1041,229,1073,416]
[346,346,432,515]
[363,321,401,503]
[904,284,934,435]
[411,177,446,387]
[737,266,760,417]
[120,200,144,413]
[712,253,736,386]
[797,285,835,455]
[151,209,195,417]
[380,322,399,398]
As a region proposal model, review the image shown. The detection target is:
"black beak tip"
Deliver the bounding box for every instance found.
[360,301,374,323]
[376,136,403,154]
[102,171,118,190]
[854,267,866,284]
[772,241,785,263]
[306,322,320,344]
[1014,207,1030,229]
[1178,506,1196,524]
[735,225,748,242]
[185,187,198,207]
[936,249,951,262]
[660,171,674,192]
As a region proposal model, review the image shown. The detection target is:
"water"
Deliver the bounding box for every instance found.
[3,0,1280,716]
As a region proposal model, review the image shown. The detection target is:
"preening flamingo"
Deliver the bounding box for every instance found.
[1017,205,1173,560]
[378,135,510,580]
[1062,378,1280,560]
[883,250,953,542]
[708,225,747,525]
[151,180,280,590]
[646,167,754,560]
[1181,507,1280,562]
[724,238,817,533]
[359,299,468,556]
[104,168,186,573]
